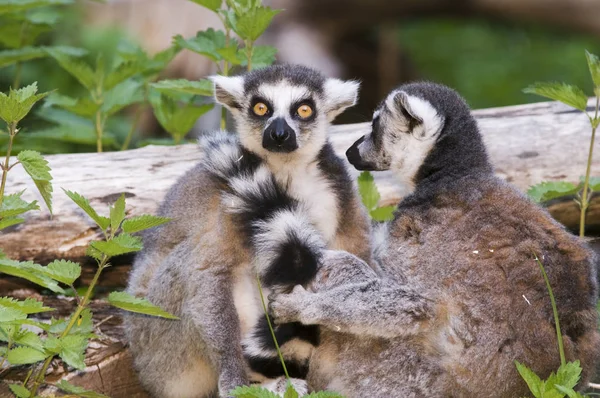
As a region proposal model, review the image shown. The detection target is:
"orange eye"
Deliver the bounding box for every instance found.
[297,104,313,119]
[253,102,269,116]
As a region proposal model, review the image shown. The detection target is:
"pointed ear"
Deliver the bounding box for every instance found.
[210,75,245,110]
[391,91,423,126]
[323,78,360,122]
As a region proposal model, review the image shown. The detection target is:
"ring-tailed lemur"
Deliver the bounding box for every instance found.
[124,64,373,398]
[258,82,600,397]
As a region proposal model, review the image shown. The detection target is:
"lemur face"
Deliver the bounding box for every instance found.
[346,89,445,189]
[212,65,359,161]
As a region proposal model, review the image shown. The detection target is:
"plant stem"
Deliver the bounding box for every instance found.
[219,16,231,131]
[95,110,104,153]
[580,95,600,237]
[0,122,17,209]
[534,253,565,367]
[245,41,253,72]
[12,22,28,89]
[255,276,290,380]
[28,256,109,396]
[121,106,143,151]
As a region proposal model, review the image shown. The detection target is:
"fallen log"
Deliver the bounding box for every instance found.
[1,99,600,396]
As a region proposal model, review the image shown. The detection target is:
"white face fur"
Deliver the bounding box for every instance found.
[346,90,445,191]
[211,73,359,167]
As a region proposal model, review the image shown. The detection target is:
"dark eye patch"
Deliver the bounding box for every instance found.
[290,98,317,122]
[371,115,384,149]
[248,96,274,119]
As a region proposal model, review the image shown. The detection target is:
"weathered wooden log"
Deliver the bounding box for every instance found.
[1,99,600,396]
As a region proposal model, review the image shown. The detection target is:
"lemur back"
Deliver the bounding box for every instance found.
[125,64,372,398]
[259,82,600,397]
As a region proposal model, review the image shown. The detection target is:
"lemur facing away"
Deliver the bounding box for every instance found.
[124,64,373,398]
[255,82,600,397]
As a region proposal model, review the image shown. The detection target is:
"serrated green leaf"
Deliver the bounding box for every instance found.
[232,7,281,41]
[0,306,27,322]
[46,47,97,91]
[188,0,222,11]
[14,330,44,351]
[527,181,580,203]
[0,191,39,217]
[0,82,51,124]
[102,78,144,116]
[555,361,582,391]
[582,176,600,192]
[63,189,110,231]
[149,93,213,139]
[121,214,171,234]
[108,291,179,319]
[0,258,64,293]
[357,171,380,210]
[6,345,48,365]
[0,0,73,14]
[110,194,126,234]
[0,216,24,230]
[515,361,543,398]
[229,385,281,398]
[17,150,53,213]
[0,297,53,314]
[104,61,146,90]
[283,384,299,398]
[0,46,45,68]
[86,245,103,261]
[370,205,396,222]
[302,392,345,398]
[4,318,50,331]
[38,260,81,285]
[47,308,93,336]
[174,29,227,62]
[554,385,579,398]
[0,20,50,48]
[150,79,214,97]
[8,384,30,398]
[44,93,99,118]
[523,82,588,112]
[90,233,142,257]
[59,334,88,369]
[586,50,600,96]
[217,46,242,65]
[56,380,109,398]
[239,45,277,70]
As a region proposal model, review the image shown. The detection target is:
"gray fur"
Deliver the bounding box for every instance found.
[125,65,372,398]
[270,82,600,397]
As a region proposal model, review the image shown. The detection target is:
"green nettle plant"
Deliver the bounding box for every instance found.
[357,171,396,222]
[514,254,588,398]
[0,84,177,397]
[524,50,600,238]
[148,0,280,138]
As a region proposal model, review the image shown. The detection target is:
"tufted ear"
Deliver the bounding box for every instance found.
[210,75,245,110]
[323,78,360,122]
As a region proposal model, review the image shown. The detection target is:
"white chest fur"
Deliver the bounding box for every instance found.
[275,162,339,244]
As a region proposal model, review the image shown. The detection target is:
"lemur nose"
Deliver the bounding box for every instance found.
[270,129,290,142]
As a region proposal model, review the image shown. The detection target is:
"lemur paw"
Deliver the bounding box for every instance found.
[268,285,308,324]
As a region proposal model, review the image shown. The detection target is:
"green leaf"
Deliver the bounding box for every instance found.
[6,345,48,365]
[8,384,30,398]
[239,45,277,69]
[0,297,53,314]
[48,308,93,336]
[303,392,345,398]
[17,150,53,213]
[229,385,281,398]
[0,258,64,293]
[0,46,45,68]
[0,82,50,124]
[586,50,600,96]
[515,361,543,398]
[14,330,44,351]
[370,205,396,222]
[357,171,380,210]
[523,82,588,112]
[59,334,88,369]
[217,46,242,65]
[0,306,27,322]
[0,191,39,217]
[39,260,81,285]
[63,189,110,231]
[583,176,600,192]
[149,93,213,139]
[110,193,126,233]
[232,7,281,41]
[104,61,146,90]
[0,216,24,230]
[44,93,99,118]
[150,79,214,97]
[121,214,171,234]
[174,29,227,62]
[108,291,179,319]
[283,384,299,398]
[188,0,222,11]
[102,78,144,116]
[0,0,73,14]
[554,385,580,398]
[555,361,582,391]
[46,47,97,91]
[56,380,110,398]
[90,233,143,257]
[527,181,580,203]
